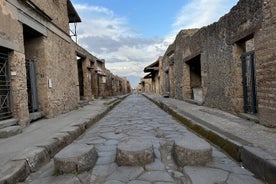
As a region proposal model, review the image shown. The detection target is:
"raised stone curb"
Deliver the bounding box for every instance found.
[13,147,50,172]
[241,146,276,184]
[116,138,154,166]
[54,143,98,174]
[173,136,212,166]
[0,160,30,184]
[0,126,22,138]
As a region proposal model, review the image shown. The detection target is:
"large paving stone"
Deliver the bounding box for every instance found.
[137,171,174,183]
[183,166,229,184]
[106,166,144,182]
[54,143,97,174]
[173,136,212,166]
[116,138,154,166]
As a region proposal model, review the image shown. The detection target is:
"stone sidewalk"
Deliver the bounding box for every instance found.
[0,96,126,184]
[21,94,263,184]
[144,93,276,184]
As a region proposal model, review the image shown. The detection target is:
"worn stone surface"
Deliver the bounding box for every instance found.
[20,95,264,184]
[173,136,212,166]
[26,174,81,184]
[54,143,97,174]
[106,166,144,182]
[116,138,154,166]
[184,166,229,184]
[241,146,276,184]
[0,119,18,129]
[0,126,22,138]
[0,160,30,184]
[13,147,50,172]
[138,171,174,183]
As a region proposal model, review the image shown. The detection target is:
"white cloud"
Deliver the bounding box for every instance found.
[72,3,166,83]
[172,0,238,30]
[71,1,238,86]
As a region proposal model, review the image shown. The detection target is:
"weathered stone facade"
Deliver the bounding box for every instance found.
[144,0,276,127]
[0,0,130,127]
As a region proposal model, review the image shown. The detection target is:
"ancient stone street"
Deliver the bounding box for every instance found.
[22,94,263,184]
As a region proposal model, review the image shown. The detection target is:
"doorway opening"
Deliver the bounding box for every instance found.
[186,55,202,102]
[77,55,85,99]
[23,25,42,114]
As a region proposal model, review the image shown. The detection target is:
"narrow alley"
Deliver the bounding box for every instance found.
[21,94,263,184]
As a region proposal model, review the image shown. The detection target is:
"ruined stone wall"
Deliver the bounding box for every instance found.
[162,44,175,97]
[173,0,263,113]
[254,0,276,127]
[9,51,30,127]
[31,0,70,33]
[74,43,96,100]
[173,29,199,100]
[165,0,276,126]
[42,32,79,117]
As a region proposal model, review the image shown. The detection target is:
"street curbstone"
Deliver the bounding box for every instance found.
[241,146,276,184]
[12,147,50,172]
[0,160,30,184]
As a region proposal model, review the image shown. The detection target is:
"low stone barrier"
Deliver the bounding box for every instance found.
[54,143,97,174]
[116,138,154,166]
[172,136,212,167]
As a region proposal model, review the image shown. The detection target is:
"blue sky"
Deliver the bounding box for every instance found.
[71,0,239,86]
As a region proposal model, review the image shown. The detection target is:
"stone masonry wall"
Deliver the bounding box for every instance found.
[165,0,276,126]
[254,0,276,127]
[0,1,30,126]
[31,0,70,33]
[173,0,263,113]
[173,29,199,100]
[42,32,79,117]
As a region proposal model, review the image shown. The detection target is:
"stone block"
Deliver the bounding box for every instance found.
[116,138,154,166]
[183,166,229,184]
[241,146,276,184]
[54,143,97,174]
[173,137,212,166]
[0,126,22,138]
[106,166,144,182]
[13,147,50,172]
[0,119,18,129]
[138,171,174,183]
[0,160,30,184]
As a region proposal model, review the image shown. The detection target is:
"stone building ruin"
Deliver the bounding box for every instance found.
[143,0,276,127]
[0,0,131,127]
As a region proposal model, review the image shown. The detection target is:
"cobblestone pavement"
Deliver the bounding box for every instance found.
[21,94,263,184]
